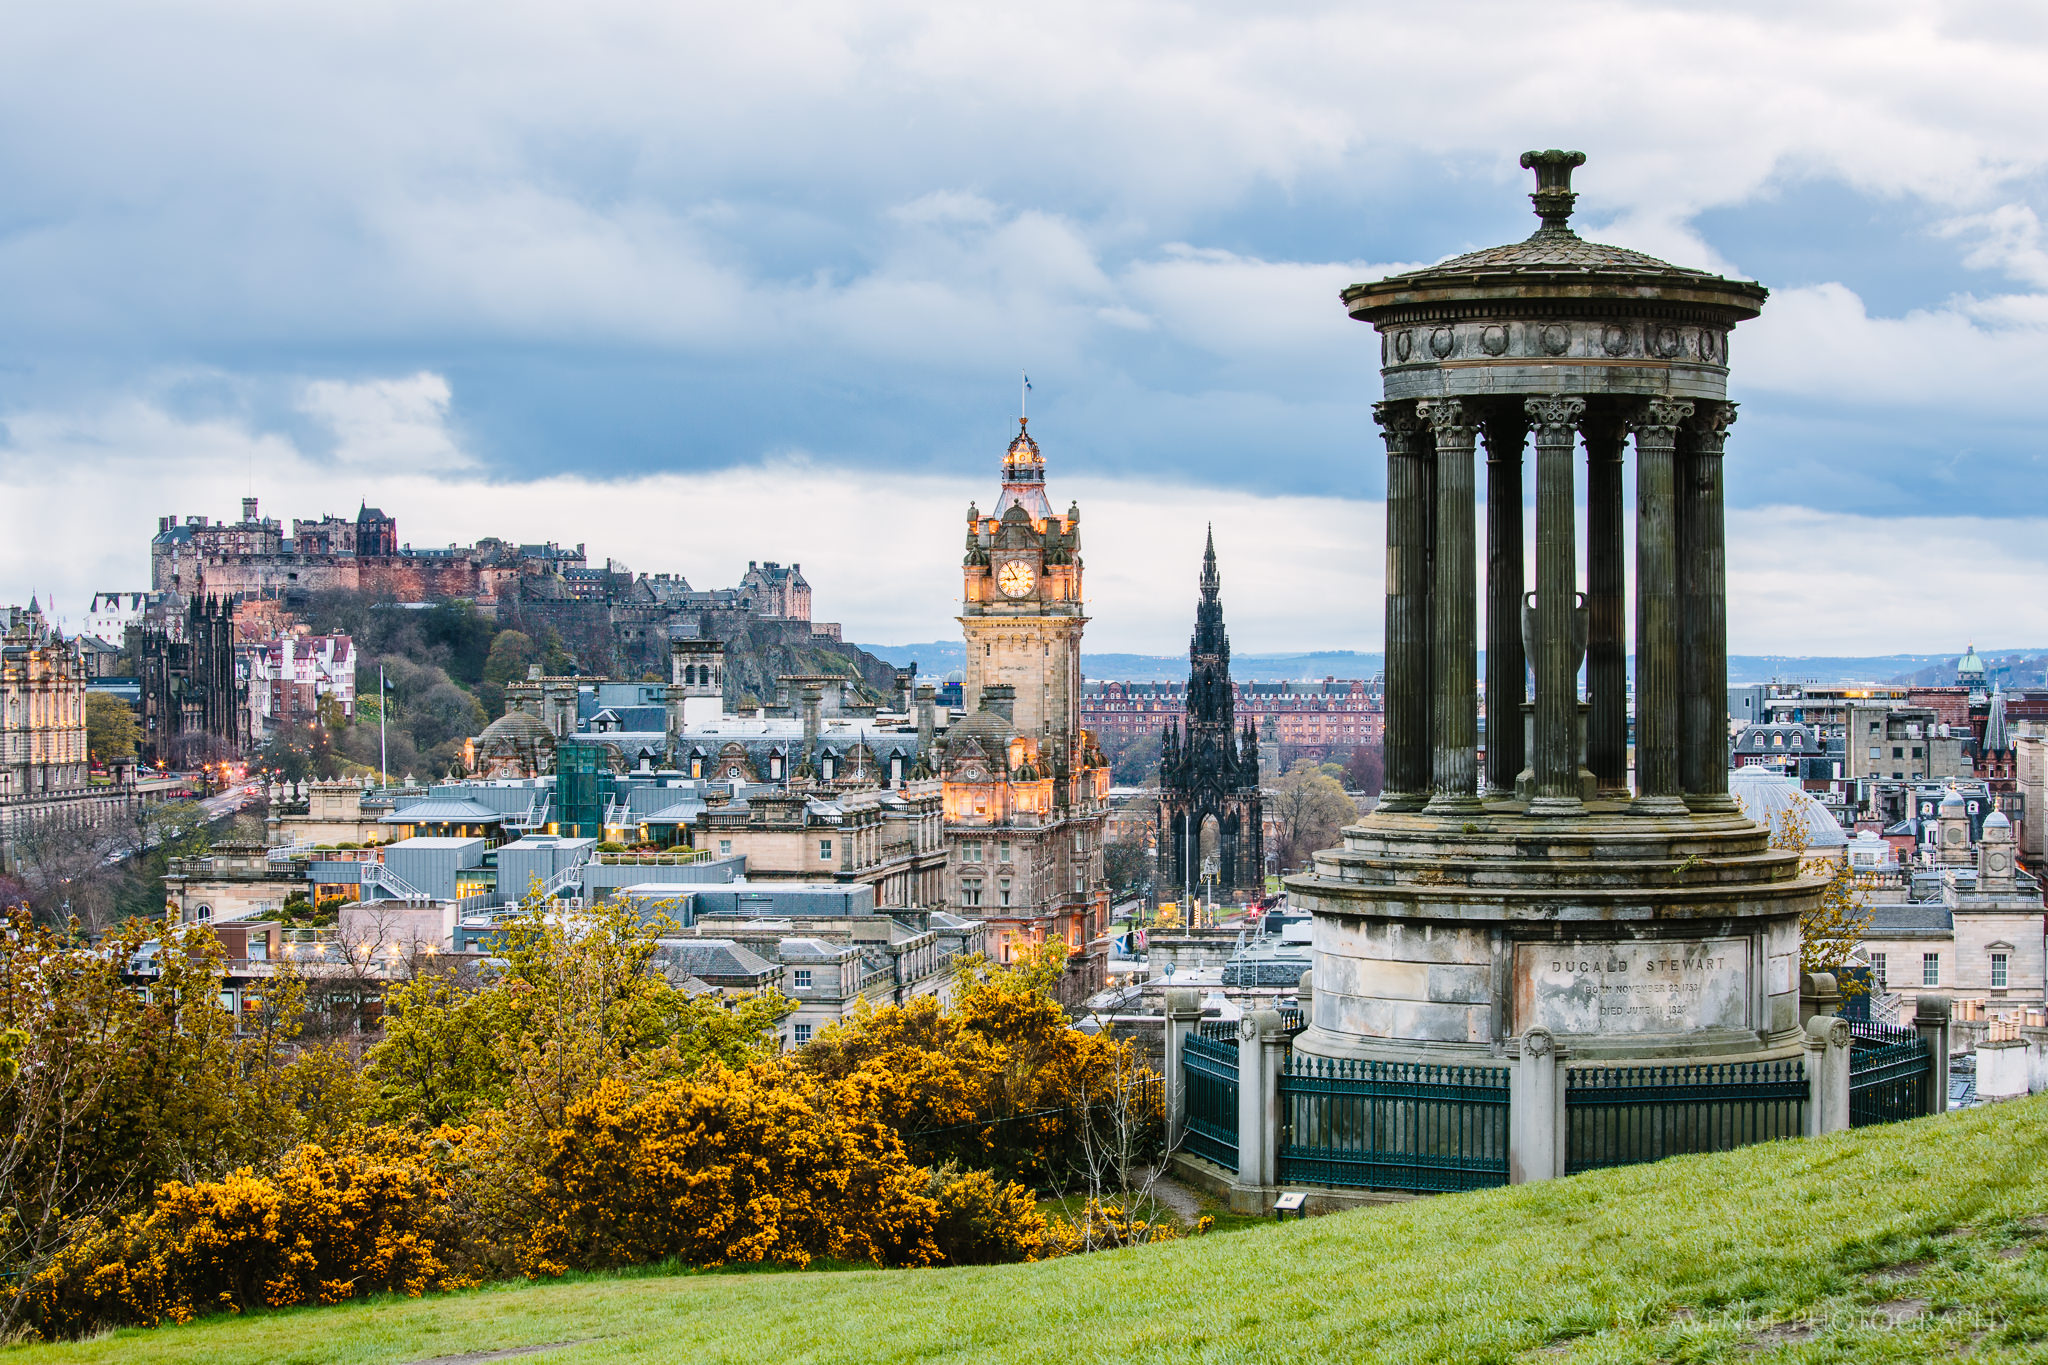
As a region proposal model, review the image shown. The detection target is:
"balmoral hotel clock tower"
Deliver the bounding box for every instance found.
[947,418,1110,1000]
[961,420,1086,758]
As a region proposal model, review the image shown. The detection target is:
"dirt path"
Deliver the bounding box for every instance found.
[1136,1166,1205,1225]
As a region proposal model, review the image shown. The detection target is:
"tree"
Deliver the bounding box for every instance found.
[1768,806,1872,993]
[801,945,1150,1187]
[1269,758,1359,872]
[7,811,133,932]
[478,631,538,718]
[1102,731,1163,785]
[407,682,485,756]
[1343,743,1384,797]
[0,914,363,1334]
[258,722,338,783]
[84,694,138,766]
[1104,839,1149,895]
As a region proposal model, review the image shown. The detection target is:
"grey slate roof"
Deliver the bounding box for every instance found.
[1865,904,1954,934]
[381,797,505,825]
[658,938,778,981]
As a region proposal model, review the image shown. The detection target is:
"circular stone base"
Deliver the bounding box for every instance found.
[1283,799,1827,1063]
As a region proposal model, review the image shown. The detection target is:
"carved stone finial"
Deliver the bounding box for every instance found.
[1520,149,1587,233]
[1522,1026,1555,1057]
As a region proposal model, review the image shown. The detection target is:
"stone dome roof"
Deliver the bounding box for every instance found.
[479,708,552,746]
[1343,150,1767,322]
[946,705,1016,758]
[1729,768,1846,849]
[1939,787,1967,814]
[1958,643,1986,677]
[1984,809,2012,832]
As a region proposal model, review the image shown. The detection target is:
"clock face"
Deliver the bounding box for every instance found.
[998,560,1036,598]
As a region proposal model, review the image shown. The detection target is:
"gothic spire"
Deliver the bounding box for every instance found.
[1191,525,1228,662]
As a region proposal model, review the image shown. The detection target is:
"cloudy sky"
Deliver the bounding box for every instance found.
[4,1,2047,656]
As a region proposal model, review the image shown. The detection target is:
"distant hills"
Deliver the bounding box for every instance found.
[860,641,2048,689]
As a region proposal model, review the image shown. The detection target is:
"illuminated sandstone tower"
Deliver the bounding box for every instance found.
[1289,152,1824,1066]
[946,419,1110,1001]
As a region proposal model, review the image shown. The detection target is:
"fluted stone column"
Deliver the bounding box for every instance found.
[1583,410,1629,798]
[1482,409,1527,798]
[1630,397,1692,816]
[1423,399,1481,814]
[1526,396,1585,816]
[1681,402,1737,812]
[1375,401,1431,812]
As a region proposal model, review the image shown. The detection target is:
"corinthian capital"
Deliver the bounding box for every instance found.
[1372,399,1423,435]
[1523,394,1586,442]
[1372,399,1425,452]
[1684,401,1738,455]
[1629,396,1695,439]
[1418,398,1475,438]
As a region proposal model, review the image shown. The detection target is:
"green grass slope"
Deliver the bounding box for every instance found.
[25,1097,2048,1365]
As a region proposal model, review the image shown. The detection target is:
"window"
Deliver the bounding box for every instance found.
[1992,952,2009,990]
[1893,747,1904,759]
[793,968,812,989]
[1870,952,1886,987]
[1072,871,1084,893]
[719,839,732,856]
[819,838,833,861]
[793,1023,813,1045]
[1869,721,1880,734]
[197,904,212,922]
[1922,953,1941,987]
[1911,746,1922,758]
[999,841,1012,863]
[1869,747,1881,760]
[999,878,1012,907]
[962,880,983,907]
[965,844,983,863]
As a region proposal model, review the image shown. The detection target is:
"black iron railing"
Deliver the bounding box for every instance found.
[1276,1054,1510,1193]
[1565,1059,1806,1173]
[1849,1019,1932,1127]
[1181,1029,1240,1171]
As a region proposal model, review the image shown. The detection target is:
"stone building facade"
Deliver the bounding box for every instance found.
[1861,792,2046,1017]
[141,595,249,765]
[1084,678,1383,771]
[947,420,1111,1002]
[1,604,139,870]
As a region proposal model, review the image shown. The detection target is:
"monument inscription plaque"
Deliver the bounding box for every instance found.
[1513,938,1749,1036]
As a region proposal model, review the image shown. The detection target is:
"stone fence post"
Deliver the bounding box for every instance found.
[1161,989,1202,1149]
[1259,1014,1290,1192]
[1234,1010,1283,1196]
[1804,1015,1852,1136]
[1913,993,1951,1116]
[1799,971,1841,1028]
[1509,1028,1566,1183]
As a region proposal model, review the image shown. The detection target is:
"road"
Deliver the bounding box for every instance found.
[201,781,263,821]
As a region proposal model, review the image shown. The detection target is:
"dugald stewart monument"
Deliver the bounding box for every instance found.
[1288,151,1825,1071]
